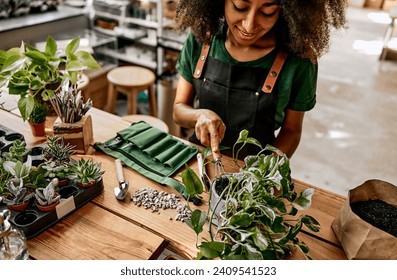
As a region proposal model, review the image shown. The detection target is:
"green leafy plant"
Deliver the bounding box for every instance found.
[43,135,75,166]
[180,130,321,260]
[28,102,48,124]
[68,158,105,185]
[0,35,100,121]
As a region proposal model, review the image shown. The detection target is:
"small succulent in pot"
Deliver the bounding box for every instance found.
[68,158,105,187]
[1,178,34,212]
[43,135,75,166]
[49,78,92,123]
[35,178,61,207]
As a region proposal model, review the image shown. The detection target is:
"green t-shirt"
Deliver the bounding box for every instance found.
[176,30,317,129]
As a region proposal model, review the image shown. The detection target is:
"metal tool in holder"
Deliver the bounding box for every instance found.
[0,210,29,260]
[114,159,129,201]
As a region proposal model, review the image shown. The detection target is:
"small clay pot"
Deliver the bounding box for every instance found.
[28,121,46,137]
[34,199,60,212]
[7,199,31,212]
[77,180,96,188]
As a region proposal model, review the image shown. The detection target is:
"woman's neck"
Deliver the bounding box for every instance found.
[225,28,277,62]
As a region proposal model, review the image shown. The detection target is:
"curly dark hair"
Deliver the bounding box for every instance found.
[175,0,347,62]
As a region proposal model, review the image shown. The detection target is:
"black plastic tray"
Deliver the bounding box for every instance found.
[0,124,25,153]
[0,124,103,238]
[0,179,104,238]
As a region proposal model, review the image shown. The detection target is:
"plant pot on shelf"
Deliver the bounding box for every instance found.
[28,121,46,137]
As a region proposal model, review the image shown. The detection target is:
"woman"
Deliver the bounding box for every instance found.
[173,0,346,158]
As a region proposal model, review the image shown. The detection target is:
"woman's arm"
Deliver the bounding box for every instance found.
[173,76,226,155]
[273,109,305,158]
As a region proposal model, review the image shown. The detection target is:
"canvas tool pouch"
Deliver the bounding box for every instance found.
[94,121,198,200]
[331,179,397,259]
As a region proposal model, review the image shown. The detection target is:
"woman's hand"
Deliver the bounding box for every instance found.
[195,109,226,158]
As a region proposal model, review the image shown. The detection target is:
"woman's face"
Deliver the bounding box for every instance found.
[224,0,281,46]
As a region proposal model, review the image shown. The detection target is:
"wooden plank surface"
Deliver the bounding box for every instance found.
[27,203,165,260]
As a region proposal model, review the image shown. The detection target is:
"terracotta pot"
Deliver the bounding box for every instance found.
[7,199,31,212]
[58,178,70,188]
[34,200,60,212]
[77,180,96,188]
[29,121,46,137]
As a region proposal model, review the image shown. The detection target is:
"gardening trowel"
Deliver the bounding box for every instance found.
[114,159,129,201]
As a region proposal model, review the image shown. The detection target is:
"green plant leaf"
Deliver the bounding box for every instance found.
[301,215,321,232]
[180,163,203,196]
[76,50,101,69]
[65,37,80,57]
[199,241,225,259]
[230,211,255,227]
[185,209,206,235]
[24,50,47,64]
[1,54,25,73]
[18,94,35,121]
[292,188,314,210]
[252,227,268,251]
[45,36,57,56]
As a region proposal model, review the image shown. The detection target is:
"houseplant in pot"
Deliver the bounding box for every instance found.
[180,130,320,260]
[68,158,105,188]
[0,35,100,121]
[27,102,48,137]
[42,135,75,186]
[34,178,61,212]
[1,155,35,212]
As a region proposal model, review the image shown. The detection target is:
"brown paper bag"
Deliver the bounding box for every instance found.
[332,179,397,259]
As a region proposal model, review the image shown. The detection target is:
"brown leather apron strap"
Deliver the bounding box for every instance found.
[262,50,288,94]
[193,44,210,79]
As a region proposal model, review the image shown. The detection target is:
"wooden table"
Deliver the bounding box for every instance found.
[0,107,348,260]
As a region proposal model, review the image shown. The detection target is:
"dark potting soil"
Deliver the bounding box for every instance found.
[350,199,397,237]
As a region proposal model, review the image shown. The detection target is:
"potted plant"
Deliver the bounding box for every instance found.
[0,35,100,121]
[27,102,48,136]
[42,135,75,186]
[1,155,35,212]
[180,130,321,260]
[68,158,105,188]
[34,178,61,212]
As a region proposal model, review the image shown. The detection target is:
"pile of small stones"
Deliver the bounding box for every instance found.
[131,187,192,222]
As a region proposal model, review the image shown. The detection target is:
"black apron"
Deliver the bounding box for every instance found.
[190,44,287,157]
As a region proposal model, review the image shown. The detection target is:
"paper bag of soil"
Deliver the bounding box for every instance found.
[332,179,397,259]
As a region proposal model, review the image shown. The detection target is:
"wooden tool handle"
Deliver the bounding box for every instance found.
[115,159,124,183]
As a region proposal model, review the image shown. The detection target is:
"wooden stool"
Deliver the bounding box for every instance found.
[122,114,169,133]
[106,66,157,117]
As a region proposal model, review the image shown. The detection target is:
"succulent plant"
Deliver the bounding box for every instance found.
[68,158,105,185]
[35,178,61,206]
[3,155,32,179]
[43,135,75,166]
[1,139,29,163]
[1,178,34,206]
[41,160,71,180]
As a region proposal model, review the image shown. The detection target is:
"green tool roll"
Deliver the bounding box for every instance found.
[94,121,198,199]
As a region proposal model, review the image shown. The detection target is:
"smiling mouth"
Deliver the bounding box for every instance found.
[238,29,257,38]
